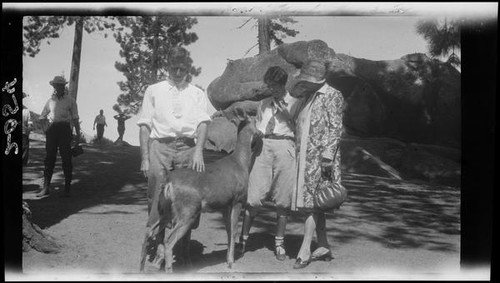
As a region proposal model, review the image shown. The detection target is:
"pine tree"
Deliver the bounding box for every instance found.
[416,18,461,67]
[112,16,200,115]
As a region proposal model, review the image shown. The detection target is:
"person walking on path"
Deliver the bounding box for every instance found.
[289,60,346,269]
[93,109,107,142]
[22,92,33,166]
[37,76,81,198]
[113,113,131,143]
[137,46,211,269]
[239,66,302,261]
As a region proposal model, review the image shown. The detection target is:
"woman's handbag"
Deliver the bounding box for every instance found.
[313,179,347,211]
[313,146,347,211]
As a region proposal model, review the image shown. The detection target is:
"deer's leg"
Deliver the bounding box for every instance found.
[139,232,150,272]
[178,228,193,268]
[222,206,232,267]
[228,202,243,268]
[163,218,197,273]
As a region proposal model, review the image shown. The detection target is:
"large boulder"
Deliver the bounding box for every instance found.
[207,40,461,149]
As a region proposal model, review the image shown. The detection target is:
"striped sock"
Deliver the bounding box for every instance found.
[275,236,284,247]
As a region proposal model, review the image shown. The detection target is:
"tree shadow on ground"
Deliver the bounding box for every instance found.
[23,140,231,230]
[333,173,460,252]
[208,171,460,260]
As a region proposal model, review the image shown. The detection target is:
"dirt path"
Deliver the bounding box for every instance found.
[20,137,462,280]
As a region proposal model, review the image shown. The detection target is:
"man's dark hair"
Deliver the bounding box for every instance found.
[264,66,288,86]
[168,46,192,66]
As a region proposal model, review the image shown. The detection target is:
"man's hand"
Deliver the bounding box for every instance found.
[191,148,205,173]
[141,158,150,178]
[321,158,333,180]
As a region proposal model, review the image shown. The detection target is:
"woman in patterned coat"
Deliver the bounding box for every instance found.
[290,60,345,269]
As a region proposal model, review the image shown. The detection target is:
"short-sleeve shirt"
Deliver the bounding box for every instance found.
[256,92,302,138]
[136,79,211,139]
[40,93,79,124]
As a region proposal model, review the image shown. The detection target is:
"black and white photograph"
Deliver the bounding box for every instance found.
[2,2,496,281]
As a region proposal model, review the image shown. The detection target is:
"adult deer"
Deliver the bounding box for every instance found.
[139,107,263,273]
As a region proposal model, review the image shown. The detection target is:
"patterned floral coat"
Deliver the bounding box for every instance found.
[291,83,345,212]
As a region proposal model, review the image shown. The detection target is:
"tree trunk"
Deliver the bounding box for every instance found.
[22,202,61,253]
[257,17,271,54]
[69,17,84,102]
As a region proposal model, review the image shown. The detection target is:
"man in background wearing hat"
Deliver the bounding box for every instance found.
[239,66,302,261]
[37,75,81,198]
[290,60,346,269]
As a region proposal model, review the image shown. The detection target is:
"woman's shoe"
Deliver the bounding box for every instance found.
[275,244,287,261]
[311,250,332,262]
[293,257,311,269]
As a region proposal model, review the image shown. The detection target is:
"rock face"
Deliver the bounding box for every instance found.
[207,40,461,149]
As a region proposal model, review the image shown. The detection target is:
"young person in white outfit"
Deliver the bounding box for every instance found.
[240,66,302,261]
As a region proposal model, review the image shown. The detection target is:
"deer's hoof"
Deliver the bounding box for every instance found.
[228,262,233,269]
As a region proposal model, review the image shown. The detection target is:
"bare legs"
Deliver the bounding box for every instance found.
[296,212,330,261]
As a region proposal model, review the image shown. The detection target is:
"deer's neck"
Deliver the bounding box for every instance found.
[232,132,253,170]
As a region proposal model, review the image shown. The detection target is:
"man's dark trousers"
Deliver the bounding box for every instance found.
[44,122,73,187]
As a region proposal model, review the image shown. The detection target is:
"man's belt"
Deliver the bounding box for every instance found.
[263,134,295,142]
[156,136,195,144]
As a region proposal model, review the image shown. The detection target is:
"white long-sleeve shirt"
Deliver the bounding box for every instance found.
[137,79,211,139]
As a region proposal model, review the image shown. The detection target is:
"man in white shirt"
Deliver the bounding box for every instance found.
[138,46,211,269]
[22,92,33,165]
[93,109,107,142]
[37,76,81,197]
[239,66,302,261]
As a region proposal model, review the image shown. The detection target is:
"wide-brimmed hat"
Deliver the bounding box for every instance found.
[296,60,326,84]
[49,76,68,86]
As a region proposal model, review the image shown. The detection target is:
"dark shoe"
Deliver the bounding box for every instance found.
[60,182,71,198]
[237,236,247,254]
[275,245,287,261]
[36,187,50,197]
[37,175,52,197]
[293,257,311,269]
[311,249,332,262]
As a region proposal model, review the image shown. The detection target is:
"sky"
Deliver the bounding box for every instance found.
[19,3,495,146]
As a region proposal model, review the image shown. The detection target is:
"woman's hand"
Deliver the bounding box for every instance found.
[191,148,205,172]
[321,158,333,180]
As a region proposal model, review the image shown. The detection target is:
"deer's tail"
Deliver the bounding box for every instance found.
[158,181,174,229]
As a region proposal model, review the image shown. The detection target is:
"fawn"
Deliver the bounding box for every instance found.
[139,107,263,273]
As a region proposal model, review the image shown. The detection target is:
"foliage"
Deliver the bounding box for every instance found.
[416,18,461,67]
[240,16,299,56]
[268,16,300,46]
[112,16,200,115]
[23,16,116,58]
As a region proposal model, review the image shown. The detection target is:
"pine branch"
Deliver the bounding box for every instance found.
[237,17,254,29]
[243,43,259,57]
